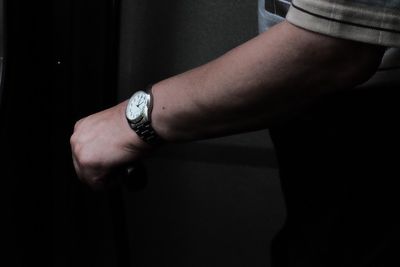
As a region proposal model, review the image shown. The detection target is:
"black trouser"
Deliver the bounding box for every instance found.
[269,73,400,267]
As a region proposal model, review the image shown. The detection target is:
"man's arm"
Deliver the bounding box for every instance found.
[71,21,384,187]
[151,21,384,141]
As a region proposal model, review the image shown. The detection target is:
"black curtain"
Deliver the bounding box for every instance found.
[1,0,127,266]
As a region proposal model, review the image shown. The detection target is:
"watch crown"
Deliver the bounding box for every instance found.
[125,85,164,145]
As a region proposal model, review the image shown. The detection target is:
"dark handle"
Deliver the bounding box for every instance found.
[106,161,148,192]
[107,162,147,267]
[122,161,148,192]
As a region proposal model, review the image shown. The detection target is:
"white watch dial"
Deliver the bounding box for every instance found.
[126,91,147,122]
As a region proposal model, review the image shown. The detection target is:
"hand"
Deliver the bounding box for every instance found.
[70,100,153,189]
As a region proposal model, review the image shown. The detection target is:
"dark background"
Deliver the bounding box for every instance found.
[0,0,285,266]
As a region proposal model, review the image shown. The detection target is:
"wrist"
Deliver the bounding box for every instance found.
[151,82,181,143]
[124,86,167,147]
[119,100,154,151]
[151,79,208,143]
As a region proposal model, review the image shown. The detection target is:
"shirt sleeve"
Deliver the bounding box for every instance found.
[285,0,400,48]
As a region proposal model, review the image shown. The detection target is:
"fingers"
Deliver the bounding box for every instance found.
[71,153,81,179]
[70,130,106,190]
[69,105,147,191]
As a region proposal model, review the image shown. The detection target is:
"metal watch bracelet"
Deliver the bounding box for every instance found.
[132,85,164,146]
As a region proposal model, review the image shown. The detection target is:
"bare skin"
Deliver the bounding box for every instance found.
[70,21,384,189]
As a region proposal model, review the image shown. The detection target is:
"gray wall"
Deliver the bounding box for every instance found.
[118,1,285,266]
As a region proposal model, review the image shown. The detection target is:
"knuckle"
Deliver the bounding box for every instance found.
[73,119,83,132]
[70,137,82,156]
[81,172,105,191]
[77,152,96,169]
[70,133,77,147]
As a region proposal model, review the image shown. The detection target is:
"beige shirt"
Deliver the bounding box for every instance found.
[259,0,400,85]
[286,0,400,48]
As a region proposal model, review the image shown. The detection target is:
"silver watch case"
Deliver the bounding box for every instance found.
[126,90,152,125]
[125,89,163,145]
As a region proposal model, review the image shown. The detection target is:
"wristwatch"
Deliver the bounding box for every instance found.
[125,86,163,145]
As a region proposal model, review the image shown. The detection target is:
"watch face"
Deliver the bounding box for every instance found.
[126,91,148,123]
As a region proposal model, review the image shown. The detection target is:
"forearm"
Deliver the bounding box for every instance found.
[149,21,383,142]
[70,21,384,186]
